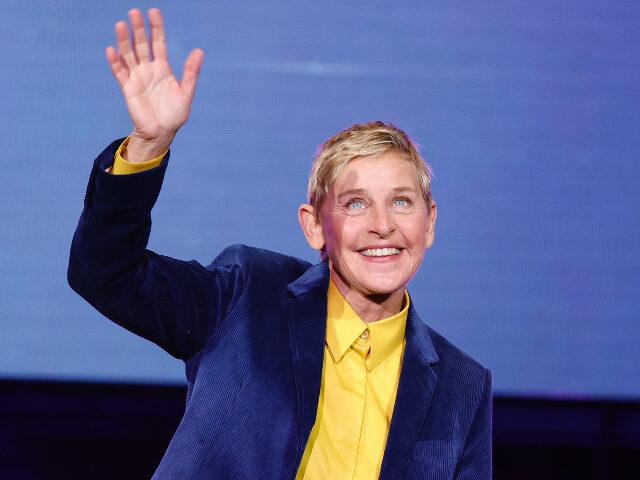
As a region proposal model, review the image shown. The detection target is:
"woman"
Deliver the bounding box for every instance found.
[68,8,491,479]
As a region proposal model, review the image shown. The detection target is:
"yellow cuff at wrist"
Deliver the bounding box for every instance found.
[111,137,167,175]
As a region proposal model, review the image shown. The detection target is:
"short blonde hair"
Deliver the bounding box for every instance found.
[308,121,433,214]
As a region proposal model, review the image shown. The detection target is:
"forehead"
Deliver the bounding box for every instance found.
[330,152,420,193]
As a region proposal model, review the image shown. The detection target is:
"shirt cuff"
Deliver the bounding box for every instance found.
[110,137,167,175]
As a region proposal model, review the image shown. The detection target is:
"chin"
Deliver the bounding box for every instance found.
[359,278,407,297]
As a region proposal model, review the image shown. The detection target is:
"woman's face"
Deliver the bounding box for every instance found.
[316,152,437,304]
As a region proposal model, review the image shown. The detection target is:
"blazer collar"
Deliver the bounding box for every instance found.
[379,303,440,480]
[287,260,330,297]
[286,262,441,477]
[285,261,331,466]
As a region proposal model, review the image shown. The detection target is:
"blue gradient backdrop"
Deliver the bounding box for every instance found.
[1,1,638,399]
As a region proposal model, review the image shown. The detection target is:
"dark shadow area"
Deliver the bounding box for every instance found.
[1,380,638,479]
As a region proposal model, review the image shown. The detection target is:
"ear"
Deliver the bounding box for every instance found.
[424,201,437,249]
[298,203,325,251]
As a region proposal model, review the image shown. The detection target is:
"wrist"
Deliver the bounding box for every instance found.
[123,132,174,163]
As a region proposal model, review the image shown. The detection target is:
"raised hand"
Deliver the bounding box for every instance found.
[106,8,204,162]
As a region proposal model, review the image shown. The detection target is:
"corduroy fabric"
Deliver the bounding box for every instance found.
[67,140,493,479]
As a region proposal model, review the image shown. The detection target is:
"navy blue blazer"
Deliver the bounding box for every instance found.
[68,140,492,479]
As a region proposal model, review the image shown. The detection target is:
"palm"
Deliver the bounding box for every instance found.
[106,8,203,156]
[122,59,189,139]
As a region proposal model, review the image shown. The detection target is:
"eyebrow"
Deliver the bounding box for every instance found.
[337,186,418,198]
[391,186,418,193]
[337,188,366,198]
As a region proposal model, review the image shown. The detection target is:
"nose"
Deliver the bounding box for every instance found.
[369,205,395,238]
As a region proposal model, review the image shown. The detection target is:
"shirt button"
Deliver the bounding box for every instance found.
[360,330,369,339]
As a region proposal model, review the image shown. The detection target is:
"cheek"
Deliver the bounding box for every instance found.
[404,218,429,249]
[324,216,360,250]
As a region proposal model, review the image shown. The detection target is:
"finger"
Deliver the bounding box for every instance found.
[115,20,137,69]
[128,8,150,63]
[148,8,167,61]
[106,46,129,88]
[181,48,204,100]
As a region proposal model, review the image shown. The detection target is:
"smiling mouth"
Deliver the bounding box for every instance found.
[360,248,401,257]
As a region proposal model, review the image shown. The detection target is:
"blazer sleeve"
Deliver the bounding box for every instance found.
[67,140,245,361]
[454,368,493,480]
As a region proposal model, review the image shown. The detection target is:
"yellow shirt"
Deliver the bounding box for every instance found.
[297,279,408,480]
[111,140,409,478]
[110,137,166,174]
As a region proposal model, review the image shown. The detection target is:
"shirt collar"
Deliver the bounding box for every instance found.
[325,279,409,371]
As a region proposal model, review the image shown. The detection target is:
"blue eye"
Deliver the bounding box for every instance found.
[394,198,409,207]
[348,200,365,209]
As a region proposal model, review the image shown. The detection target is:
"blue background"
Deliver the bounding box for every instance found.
[1,1,638,399]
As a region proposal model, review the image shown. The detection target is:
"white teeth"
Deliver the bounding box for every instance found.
[360,248,400,257]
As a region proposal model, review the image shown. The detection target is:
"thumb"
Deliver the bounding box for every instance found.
[181,48,204,100]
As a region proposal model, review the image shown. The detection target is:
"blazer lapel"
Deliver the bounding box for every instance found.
[379,305,440,480]
[285,261,331,464]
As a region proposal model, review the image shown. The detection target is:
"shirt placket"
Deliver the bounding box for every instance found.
[349,330,371,479]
